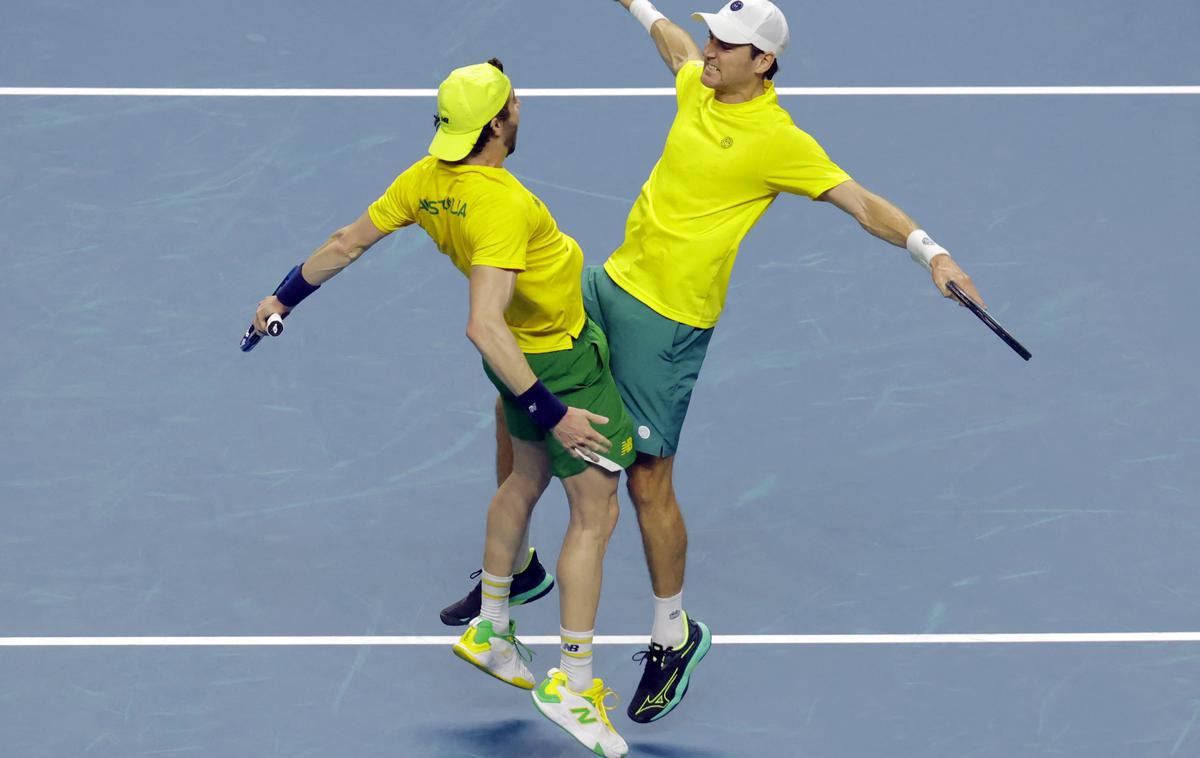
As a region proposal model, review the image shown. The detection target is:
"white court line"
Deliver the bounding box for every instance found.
[0,86,1198,98]
[2,633,1200,647]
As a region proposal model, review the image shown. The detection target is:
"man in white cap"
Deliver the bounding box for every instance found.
[249,59,634,757]
[444,0,992,727]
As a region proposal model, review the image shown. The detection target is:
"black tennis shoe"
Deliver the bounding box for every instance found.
[627,612,712,723]
[438,549,555,626]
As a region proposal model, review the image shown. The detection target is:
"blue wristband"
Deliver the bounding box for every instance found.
[516,380,567,430]
[274,264,320,308]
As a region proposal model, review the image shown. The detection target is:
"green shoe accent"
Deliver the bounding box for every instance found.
[471,619,498,644]
[651,619,711,722]
[509,572,555,606]
[592,743,606,756]
[534,678,562,704]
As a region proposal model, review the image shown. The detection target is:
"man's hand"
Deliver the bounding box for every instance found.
[552,407,612,459]
[253,295,291,335]
[931,255,986,309]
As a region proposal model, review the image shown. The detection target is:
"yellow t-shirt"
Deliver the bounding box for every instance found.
[604,60,853,328]
[368,156,586,353]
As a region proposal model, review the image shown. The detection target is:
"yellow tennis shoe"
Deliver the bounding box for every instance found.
[531,668,628,758]
[451,617,534,690]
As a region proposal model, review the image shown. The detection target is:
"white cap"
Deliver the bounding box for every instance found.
[692,0,789,56]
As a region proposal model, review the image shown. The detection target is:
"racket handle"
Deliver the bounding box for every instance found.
[239,313,286,352]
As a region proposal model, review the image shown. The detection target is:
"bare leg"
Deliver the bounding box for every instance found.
[493,397,535,574]
[626,453,687,598]
[557,465,621,632]
[482,437,550,579]
[494,396,515,485]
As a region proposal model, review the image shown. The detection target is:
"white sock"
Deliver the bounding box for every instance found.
[479,570,512,630]
[559,627,594,692]
[650,591,686,649]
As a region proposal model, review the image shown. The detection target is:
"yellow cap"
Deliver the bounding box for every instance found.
[428,63,513,161]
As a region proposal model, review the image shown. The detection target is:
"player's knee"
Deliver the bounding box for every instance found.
[502,469,549,504]
[574,498,619,542]
[626,461,674,512]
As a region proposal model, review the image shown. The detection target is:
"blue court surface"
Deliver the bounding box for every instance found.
[2,1,1199,756]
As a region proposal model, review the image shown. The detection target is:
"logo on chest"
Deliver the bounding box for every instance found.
[720,136,734,149]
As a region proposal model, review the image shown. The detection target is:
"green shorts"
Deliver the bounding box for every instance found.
[582,266,714,458]
[484,318,636,479]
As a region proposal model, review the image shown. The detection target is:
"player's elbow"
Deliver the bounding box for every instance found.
[465,317,493,351]
[329,228,367,264]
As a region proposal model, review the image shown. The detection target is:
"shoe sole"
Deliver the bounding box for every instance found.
[643,620,712,723]
[531,691,627,758]
[439,574,556,627]
[451,644,534,690]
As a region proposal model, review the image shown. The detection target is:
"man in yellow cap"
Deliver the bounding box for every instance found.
[248,59,633,758]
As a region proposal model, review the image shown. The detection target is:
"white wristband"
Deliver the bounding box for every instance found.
[627,0,667,34]
[906,229,949,272]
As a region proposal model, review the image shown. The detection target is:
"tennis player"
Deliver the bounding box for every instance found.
[441,0,991,726]
[250,60,634,757]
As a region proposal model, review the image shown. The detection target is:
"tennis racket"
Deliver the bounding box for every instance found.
[239,312,285,352]
[947,281,1031,361]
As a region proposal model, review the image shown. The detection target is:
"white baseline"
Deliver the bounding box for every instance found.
[0,86,1198,98]
[3,632,1200,647]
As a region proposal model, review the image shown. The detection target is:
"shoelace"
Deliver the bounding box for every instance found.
[631,641,669,669]
[504,630,534,664]
[588,685,622,731]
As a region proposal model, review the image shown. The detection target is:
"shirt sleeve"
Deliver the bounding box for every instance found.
[465,193,529,272]
[675,60,704,108]
[367,164,419,233]
[761,124,853,199]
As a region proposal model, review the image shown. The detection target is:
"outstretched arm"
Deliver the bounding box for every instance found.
[252,211,388,333]
[820,180,987,307]
[613,0,702,75]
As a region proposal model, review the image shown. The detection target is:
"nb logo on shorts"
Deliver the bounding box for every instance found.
[621,437,633,455]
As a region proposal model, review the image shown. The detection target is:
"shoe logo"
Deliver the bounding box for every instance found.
[571,706,598,724]
[635,669,679,715]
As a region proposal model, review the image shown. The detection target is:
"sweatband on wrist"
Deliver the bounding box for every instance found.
[516,380,568,430]
[905,229,950,272]
[274,264,321,308]
[626,0,667,34]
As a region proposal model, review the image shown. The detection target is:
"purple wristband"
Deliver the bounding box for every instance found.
[274,264,320,308]
[516,380,567,430]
